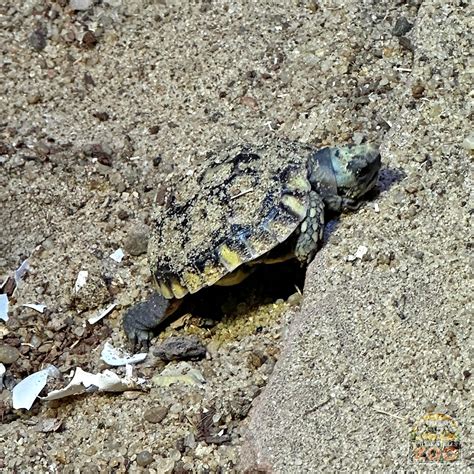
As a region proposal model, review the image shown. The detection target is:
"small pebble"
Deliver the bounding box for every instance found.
[154,456,175,473]
[69,0,92,10]
[411,84,425,99]
[123,391,141,400]
[27,94,42,105]
[247,350,266,369]
[117,209,130,220]
[82,31,97,49]
[92,111,109,121]
[0,344,20,364]
[287,292,302,306]
[29,30,47,51]
[144,406,169,424]
[399,37,414,52]
[183,433,196,449]
[240,95,258,110]
[0,143,10,155]
[413,251,424,260]
[392,17,413,37]
[136,451,154,467]
[124,229,148,256]
[153,336,206,361]
[462,133,474,151]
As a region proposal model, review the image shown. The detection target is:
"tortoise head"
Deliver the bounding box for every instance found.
[309,143,381,212]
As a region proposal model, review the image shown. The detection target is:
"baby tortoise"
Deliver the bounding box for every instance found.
[124,138,381,345]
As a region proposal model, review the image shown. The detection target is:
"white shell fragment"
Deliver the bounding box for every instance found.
[109,248,125,263]
[100,341,147,366]
[0,294,9,322]
[41,367,146,401]
[12,365,60,410]
[14,260,29,284]
[152,362,206,387]
[152,370,206,387]
[22,303,47,313]
[347,245,369,262]
[74,270,88,293]
[87,303,116,325]
[0,363,5,389]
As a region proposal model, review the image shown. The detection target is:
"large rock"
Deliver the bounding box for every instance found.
[242,1,471,471]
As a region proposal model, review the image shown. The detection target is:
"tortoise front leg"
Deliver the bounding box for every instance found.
[294,191,325,264]
[123,293,181,348]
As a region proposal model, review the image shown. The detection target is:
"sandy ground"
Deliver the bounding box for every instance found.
[0,0,471,472]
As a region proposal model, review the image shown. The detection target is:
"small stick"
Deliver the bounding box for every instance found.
[373,406,406,421]
[230,189,253,200]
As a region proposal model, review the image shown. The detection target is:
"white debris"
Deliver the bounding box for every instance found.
[0,363,5,389]
[33,418,63,433]
[355,245,368,259]
[41,367,145,401]
[22,303,47,313]
[347,245,369,262]
[0,294,8,321]
[12,365,60,410]
[14,260,29,284]
[74,270,88,293]
[152,369,205,387]
[69,0,93,10]
[109,248,124,263]
[100,341,147,366]
[462,132,474,151]
[153,362,206,387]
[373,202,380,213]
[88,303,117,325]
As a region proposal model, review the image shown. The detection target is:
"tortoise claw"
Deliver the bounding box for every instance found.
[122,293,173,349]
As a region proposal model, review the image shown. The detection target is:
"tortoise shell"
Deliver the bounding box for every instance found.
[148,139,315,299]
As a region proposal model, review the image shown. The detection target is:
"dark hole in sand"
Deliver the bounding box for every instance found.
[166,259,306,329]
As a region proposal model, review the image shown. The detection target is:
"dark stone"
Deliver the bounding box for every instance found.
[117,209,130,220]
[83,143,113,166]
[92,111,110,121]
[124,229,148,256]
[29,29,47,51]
[204,434,231,445]
[84,72,96,86]
[0,344,20,364]
[153,155,162,167]
[392,17,413,37]
[398,36,414,52]
[153,336,206,361]
[0,142,10,155]
[82,30,97,49]
[144,406,169,424]
[412,83,425,99]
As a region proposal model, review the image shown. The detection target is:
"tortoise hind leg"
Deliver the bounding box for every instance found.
[294,191,325,264]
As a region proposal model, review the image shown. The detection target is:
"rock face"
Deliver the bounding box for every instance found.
[242,1,472,471]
